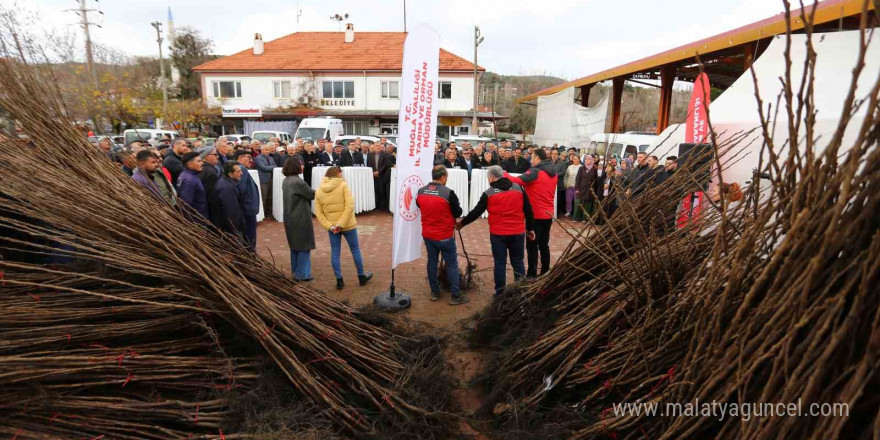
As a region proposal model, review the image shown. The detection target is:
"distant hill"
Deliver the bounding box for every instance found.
[478,72,567,135]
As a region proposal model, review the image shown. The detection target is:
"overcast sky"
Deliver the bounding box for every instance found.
[21,0,787,79]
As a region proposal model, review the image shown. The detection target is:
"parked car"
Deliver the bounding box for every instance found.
[335,135,397,149]
[251,130,292,144]
[224,134,252,146]
[123,129,180,147]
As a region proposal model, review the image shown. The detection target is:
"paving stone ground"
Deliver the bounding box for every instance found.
[256,211,587,438]
[256,211,580,328]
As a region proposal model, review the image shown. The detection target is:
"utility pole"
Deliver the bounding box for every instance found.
[472,26,484,135]
[403,0,407,32]
[151,21,168,126]
[75,0,100,88]
[68,0,103,132]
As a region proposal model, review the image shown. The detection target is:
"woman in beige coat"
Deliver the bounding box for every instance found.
[314,167,372,290]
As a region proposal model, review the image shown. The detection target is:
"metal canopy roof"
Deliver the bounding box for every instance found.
[518,0,875,103]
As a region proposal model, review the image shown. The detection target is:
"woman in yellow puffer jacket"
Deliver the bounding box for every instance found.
[314,167,372,290]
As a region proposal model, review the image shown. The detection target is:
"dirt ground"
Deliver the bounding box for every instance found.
[256,211,580,438]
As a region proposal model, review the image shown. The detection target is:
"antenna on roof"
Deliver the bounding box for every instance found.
[329,13,349,32]
[296,0,302,32]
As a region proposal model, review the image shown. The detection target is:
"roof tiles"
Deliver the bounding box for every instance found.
[194,32,482,72]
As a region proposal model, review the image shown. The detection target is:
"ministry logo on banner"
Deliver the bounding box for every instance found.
[392,24,440,268]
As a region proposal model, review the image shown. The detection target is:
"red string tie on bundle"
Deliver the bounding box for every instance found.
[648,364,677,397]
[121,370,134,387]
[11,428,20,440]
[0,271,6,286]
[381,393,395,409]
[218,429,227,440]
[194,402,200,424]
[27,293,40,302]
[49,413,60,424]
[261,321,276,338]
[305,350,347,366]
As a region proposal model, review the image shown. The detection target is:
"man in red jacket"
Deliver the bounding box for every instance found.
[459,165,535,296]
[506,148,558,278]
[416,165,467,305]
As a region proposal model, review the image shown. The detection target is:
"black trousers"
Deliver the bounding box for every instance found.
[526,219,553,277]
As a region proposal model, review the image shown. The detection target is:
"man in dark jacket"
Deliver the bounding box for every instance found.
[502,148,530,174]
[301,141,322,187]
[213,162,246,239]
[338,142,364,167]
[163,138,190,186]
[442,148,467,170]
[132,149,177,206]
[198,147,222,203]
[233,151,261,252]
[627,152,652,195]
[417,165,466,304]
[458,165,535,296]
[367,143,393,211]
[177,152,209,221]
[318,140,335,165]
[507,149,558,278]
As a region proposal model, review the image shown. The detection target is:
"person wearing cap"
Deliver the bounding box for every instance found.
[177,152,209,221]
[232,150,261,252]
[416,165,467,304]
[273,145,289,167]
[457,165,535,296]
[198,146,222,210]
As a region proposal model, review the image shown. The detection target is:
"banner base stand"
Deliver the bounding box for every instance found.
[374,269,411,310]
[373,290,412,310]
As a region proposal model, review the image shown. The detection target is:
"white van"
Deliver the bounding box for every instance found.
[251,130,292,144]
[123,129,181,147]
[585,132,658,159]
[294,117,344,142]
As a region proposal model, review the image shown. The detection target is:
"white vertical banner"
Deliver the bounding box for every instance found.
[392,24,440,268]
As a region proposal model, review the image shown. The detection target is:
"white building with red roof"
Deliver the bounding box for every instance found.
[194,26,493,139]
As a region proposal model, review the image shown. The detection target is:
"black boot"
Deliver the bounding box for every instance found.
[358,272,373,286]
[336,278,344,290]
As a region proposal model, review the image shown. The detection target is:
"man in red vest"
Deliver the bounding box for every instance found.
[416,165,467,305]
[506,148,558,278]
[458,165,535,296]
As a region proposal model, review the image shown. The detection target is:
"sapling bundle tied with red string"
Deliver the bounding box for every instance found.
[467,4,879,439]
[0,13,457,440]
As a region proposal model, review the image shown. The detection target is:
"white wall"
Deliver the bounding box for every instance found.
[202,72,475,113]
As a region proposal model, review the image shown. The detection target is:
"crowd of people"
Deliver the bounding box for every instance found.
[110,133,682,305]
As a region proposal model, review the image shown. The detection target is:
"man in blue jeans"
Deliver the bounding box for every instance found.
[458,165,535,296]
[416,165,467,304]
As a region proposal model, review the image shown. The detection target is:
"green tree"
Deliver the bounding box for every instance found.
[170,27,215,100]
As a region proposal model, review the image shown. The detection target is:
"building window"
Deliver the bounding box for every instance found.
[381,81,399,99]
[212,81,241,98]
[439,81,452,99]
[323,81,354,99]
[273,81,291,99]
[343,120,368,135]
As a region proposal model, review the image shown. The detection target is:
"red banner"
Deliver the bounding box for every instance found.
[686,72,711,144]
[679,72,711,228]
